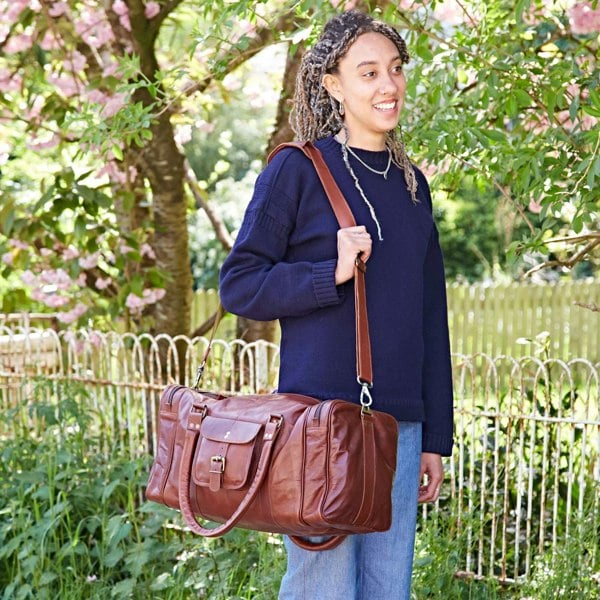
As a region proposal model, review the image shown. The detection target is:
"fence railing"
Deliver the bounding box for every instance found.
[0,326,598,584]
[191,279,600,361]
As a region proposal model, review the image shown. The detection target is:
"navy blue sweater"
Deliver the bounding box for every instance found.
[219,136,454,456]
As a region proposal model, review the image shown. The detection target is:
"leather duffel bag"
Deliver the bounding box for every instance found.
[146,142,399,551]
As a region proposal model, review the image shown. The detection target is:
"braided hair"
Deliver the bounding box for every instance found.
[291,10,418,203]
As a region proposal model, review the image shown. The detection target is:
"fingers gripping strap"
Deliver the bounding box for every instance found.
[178,412,281,536]
[268,142,373,387]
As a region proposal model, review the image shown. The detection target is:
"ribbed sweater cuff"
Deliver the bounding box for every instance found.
[422,431,454,457]
[312,260,344,308]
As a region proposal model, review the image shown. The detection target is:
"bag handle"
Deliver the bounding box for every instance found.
[177,407,346,550]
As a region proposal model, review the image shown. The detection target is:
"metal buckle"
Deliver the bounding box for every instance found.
[210,455,225,474]
[358,379,373,415]
[270,415,283,429]
[193,362,206,389]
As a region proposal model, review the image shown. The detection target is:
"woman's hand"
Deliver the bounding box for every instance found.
[334,226,372,285]
[418,453,444,503]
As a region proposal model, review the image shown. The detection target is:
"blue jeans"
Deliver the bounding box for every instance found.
[278,421,422,600]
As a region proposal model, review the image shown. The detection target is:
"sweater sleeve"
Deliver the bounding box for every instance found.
[219,156,344,321]
[418,172,454,456]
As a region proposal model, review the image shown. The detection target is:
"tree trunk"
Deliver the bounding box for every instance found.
[127,3,192,340]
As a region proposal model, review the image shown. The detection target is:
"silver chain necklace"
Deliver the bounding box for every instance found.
[340,142,385,241]
[345,144,393,180]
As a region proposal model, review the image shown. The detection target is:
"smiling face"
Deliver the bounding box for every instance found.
[322,31,406,150]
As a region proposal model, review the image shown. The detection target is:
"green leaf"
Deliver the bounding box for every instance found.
[111,144,124,161]
[74,216,87,239]
[104,547,124,568]
[483,129,506,142]
[569,94,580,122]
[415,34,433,61]
[514,89,531,108]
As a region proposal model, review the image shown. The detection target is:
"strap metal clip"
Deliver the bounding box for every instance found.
[358,378,373,415]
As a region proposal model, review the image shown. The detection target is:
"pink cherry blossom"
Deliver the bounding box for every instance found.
[56,302,88,324]
[568,2,600,34]
[43,294,70,308]
[9,239,28,250]
[47,73,79,97]
[68,50,87,73]
[62,246,80,260]
[39,268,72,290]
[75,273,87,287]
[113,0,129,16]
[143,288,166,304]
[2,252,14,265]
[86,89,109,104]
[75,8,114,48]
[79,252,100,269]
[140,243,156,259]
[48,1,69,17]
[21,270,37,286]
[434,0,464,25]
[6,0,29,21]
[40,248,53,257]
[126,293,145,313]
[39,30,60,51]
[120,242,136,254]
[4,33,34,54]
[89,331,103,348]
[97,161,127,185]
[31,288,45,302]
[0,24,9,45]
[27,133,61,151]
[528,199,542,214]
[102,62,121,78]
[119,13,131,31]
[0,69,22,93]
[95,276,112,290]
[102,93,127,118]
[145,1,160,18]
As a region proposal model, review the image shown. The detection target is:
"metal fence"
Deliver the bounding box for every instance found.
[0,325,598,584]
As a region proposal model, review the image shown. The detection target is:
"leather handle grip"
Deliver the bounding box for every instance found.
[178,414,280,537]
[178,410,347,551]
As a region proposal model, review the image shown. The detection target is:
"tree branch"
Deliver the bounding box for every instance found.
[175,11,298,101]
[184,160,233,252]
[524,238,600,277]
[545,232,600,245]
[574,301,600,313]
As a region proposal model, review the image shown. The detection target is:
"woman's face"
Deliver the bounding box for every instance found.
[323,31,406,150]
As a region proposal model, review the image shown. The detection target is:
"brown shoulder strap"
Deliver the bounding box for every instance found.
[267,141,373,391]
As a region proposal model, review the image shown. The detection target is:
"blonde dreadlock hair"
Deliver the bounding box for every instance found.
[291,10,419,203]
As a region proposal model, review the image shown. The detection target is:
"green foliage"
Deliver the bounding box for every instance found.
[394,0,599,277]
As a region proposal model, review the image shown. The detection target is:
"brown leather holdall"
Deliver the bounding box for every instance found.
[146,142,399,551]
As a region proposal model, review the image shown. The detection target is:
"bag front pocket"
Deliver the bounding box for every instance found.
[192,415,263,492]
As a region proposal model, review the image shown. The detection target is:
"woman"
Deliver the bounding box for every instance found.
[219,10,454,599]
